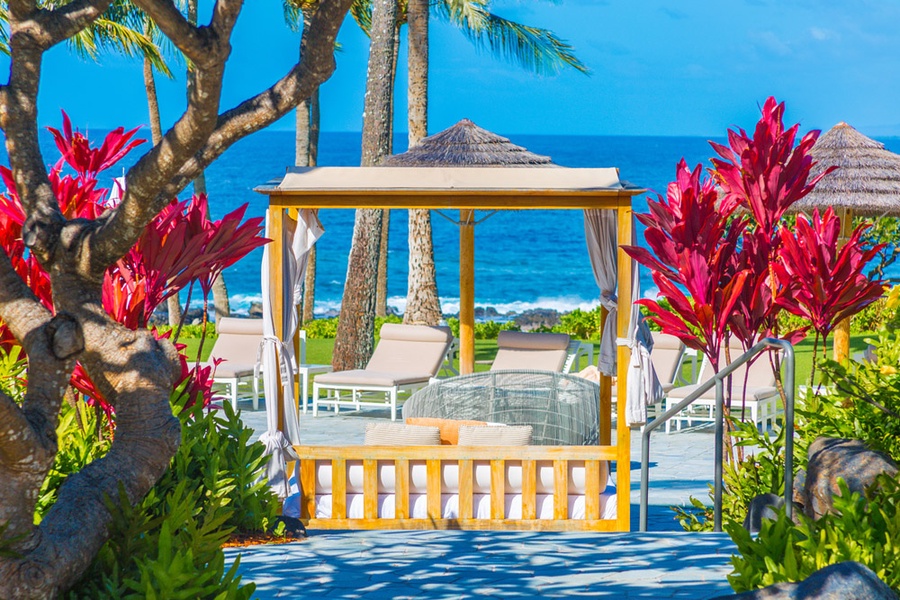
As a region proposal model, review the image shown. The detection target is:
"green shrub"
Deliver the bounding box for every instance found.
[0,345,26,402]
[303,317,338,339]
[553,306,604,339]
[62,382,278,598]
[156,323,217,340]
[728,477,900,594]
[442,317,519,340]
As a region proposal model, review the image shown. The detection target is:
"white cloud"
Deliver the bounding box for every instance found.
[809,27,840,41]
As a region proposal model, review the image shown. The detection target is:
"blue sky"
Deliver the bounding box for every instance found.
[25,0,900,137]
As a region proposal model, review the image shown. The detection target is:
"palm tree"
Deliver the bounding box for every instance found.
[332,0,397,370]
[401,0,589,325]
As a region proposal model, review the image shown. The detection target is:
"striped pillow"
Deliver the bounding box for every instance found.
[364,423,442,446]
[457,424,532,446]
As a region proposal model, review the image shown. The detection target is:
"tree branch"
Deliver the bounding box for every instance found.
[88,0,352,272]
[155,0,354,196]
[0,246,52,346]
[32,0,112,49]
[132,0,234,66]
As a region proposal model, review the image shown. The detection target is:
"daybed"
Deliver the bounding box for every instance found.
[289,372,617,531]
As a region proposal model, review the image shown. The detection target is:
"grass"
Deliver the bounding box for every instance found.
[180,331,874,393]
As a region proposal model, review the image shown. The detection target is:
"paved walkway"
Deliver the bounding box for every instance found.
[225,404,739,599]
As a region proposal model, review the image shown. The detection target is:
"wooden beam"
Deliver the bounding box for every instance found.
[269,208,285,430]
[460,209,475,374]
[833,208,854,364]
[615,200,633,531]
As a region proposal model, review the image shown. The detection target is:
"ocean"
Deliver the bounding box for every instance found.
[13,128,900,318]
[202,130,729,317]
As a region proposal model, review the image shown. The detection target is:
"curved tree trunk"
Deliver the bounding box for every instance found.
[334,0,396,369]
[0,1,353,596]
[403,0,441,325]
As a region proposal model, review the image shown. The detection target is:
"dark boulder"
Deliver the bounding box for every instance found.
[711,561,896,599]
[514,308,560,331]
[803,437,897,519]
[743,493,785,533]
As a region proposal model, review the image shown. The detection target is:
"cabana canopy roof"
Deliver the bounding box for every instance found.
[256,166,641,209]
[380,119,554,167]
[791,122,900,217]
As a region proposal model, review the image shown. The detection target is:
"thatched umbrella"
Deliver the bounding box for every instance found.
[792,122,900,217]
[381,118,554,167]
[382,119,554,373]
[790,122,900,362]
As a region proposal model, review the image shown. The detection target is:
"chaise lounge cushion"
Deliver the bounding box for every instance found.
[364,422,442,446]
[491,331,570,372]
[315,369,435,387]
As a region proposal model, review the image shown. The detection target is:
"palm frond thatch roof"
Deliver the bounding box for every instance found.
[792,122,900,217]
[381,119,554,167]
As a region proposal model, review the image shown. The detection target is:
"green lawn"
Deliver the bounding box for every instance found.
[182,332,873,391]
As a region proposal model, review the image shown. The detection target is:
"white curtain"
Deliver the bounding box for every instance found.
[584,209,618,376]
[259,208,324,498]
[584,209,663,426]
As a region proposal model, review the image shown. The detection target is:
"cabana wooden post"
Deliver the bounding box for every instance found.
[256,166,644,531]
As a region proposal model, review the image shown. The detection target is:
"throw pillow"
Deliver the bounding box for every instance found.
[405,417,489,445]
[364,422,442,446]
[458,424,532,446]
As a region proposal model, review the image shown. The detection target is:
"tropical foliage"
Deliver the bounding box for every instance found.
[0,113,267,419]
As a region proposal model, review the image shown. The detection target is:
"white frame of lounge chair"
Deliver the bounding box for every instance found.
[663,348,781,433]
[563,340,594,374]
[312,325,456,421]
[296,330,334,414]
[207,317,264,411]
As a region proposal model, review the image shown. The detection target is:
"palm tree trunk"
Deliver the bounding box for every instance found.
[142,18,184,328]
[375,208,390,316]
[403,0,441,325]
[186,0,229,321]
[373,15,400,318]
[335,0,396,369]
[297,10,321,325]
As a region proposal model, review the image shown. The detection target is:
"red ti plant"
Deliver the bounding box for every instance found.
[774,208,886,386]
[0,112,269,420]
[709,96,832,353]
[624,160,750,373]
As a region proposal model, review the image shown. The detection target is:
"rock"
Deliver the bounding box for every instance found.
[474,306,500,319]
[711,562,897,599]
[803,438,898,519]
[743,493,784,533]
[793,468,807,509]
[249,301,263,319]
[514,308,560,331]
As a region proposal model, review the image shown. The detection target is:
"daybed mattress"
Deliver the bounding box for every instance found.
[285,491,618,520]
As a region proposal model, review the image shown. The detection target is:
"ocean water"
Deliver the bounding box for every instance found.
[11,128,900,317]
[202,131,730,317]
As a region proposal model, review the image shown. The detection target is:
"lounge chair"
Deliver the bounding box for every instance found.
[664,341,781,433]
[608,332,689,421]
[312,323,455,421]
[489,331,575,372]
[205,317,264,411]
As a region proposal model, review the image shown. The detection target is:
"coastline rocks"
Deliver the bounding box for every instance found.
[710,562,897,599]
[803,437,898,519]
[249,302,263,319]
[514,309,560,331]
[474,306,501,320]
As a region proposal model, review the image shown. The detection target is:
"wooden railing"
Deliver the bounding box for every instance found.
[294,444,622,531]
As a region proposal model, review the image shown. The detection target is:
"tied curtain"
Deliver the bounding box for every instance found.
[259,208,324,498]
[583,209,662,426]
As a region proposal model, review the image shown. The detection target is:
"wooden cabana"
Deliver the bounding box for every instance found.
[256,165,644,530]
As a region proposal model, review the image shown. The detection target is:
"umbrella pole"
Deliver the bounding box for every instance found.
[833,208,853,364]
[460,209,475,374]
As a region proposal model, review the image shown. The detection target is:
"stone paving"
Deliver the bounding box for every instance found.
[225,401,739,599]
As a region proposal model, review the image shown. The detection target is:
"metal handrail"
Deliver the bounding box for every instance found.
[639,338,795,532]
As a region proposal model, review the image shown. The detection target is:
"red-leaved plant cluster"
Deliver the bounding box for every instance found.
[0,112,269,418]
[625,97,885,393]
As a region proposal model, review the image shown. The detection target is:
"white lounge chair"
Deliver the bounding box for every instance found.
[312,323,455,421]
[205,317,264,411]
[490,331,574,372]
[664,341,781,433]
